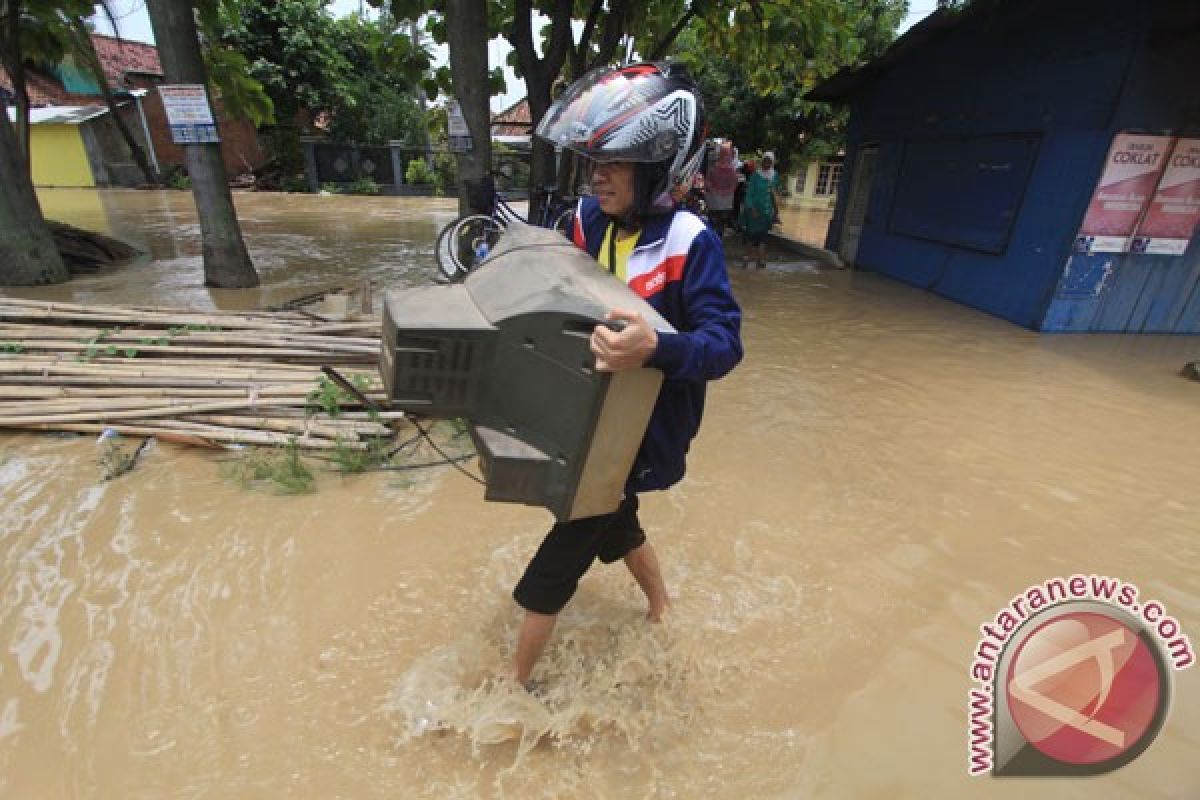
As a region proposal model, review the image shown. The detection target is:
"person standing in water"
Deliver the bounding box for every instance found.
[705,140,739,238]
[739,153,777,269]
[512,62,743,688]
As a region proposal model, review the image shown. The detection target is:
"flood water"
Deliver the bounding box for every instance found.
[2,189,1198,798]
[776,206,833,248]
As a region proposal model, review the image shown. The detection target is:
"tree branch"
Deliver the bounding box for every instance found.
[590,0,629,70]
[543,0,574,77]
[570,0,605,79]
[508,0,539,75]
[648,3,699,61]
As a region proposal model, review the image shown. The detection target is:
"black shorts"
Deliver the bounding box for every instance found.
[512,496,646,615]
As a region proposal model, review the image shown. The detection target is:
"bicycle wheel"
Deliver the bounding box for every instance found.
[434,215,503,282]
[551,208,575,236]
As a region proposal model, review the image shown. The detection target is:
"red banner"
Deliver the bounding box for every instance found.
[1076,133,1173,254]
[1132,138,1200,256]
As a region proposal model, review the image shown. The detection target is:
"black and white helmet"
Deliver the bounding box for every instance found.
[536,62,707,215]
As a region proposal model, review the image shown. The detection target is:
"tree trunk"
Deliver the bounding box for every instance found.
[527,93,556,219]
[1,0,31,176]
[0,106,69,285]
[145,0,258,288]
[445,0,492,216]
[507,0,574,221]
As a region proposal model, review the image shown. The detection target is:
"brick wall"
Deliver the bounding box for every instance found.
[132,78,268,177]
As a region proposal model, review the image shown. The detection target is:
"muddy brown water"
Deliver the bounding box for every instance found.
[1,189,1198,798]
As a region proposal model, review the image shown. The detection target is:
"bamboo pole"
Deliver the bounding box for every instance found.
[9,341,375,359]
[0,396,316,425]
[0,323,381,349]
[181,414,388,438]
[0,299,392,450]
[15,421,361,449]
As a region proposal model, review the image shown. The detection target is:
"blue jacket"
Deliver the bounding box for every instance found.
[570,196,743,493]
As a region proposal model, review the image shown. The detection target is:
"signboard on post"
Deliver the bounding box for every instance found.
[447,99,472,153]
[1131,138,1200,256]
[158,84,220,144]
[1074,133,1172,254]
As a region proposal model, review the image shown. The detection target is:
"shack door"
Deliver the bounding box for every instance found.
[840,145,878,266]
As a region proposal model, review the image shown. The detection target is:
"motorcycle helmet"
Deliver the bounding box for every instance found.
[535,62,707,218]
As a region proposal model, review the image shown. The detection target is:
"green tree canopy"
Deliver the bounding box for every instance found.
[385,0,907,202]
[209,0,433,172]
[677,0,907,168]
[324,13,428,145]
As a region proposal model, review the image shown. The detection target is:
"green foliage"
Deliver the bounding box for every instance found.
[215,0,349,120]
[344,176,382,195]
[327,435,391,473]
[675,0,908,167]
[166,170,192,190]
[324,12,430,146]
[305,373,371,417]
[222,439,315,494]
[405,158,436,185]
[377,0,906,202]
[431,150,457,195]
[204,45,276,126]
[76,327,118,362]
[0,342,24,354]
[209,1,432,169]
[281,174,311,192]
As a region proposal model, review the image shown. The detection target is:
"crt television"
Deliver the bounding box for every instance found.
[380,222,674,521]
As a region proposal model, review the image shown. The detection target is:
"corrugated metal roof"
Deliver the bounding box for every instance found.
[5,105,110,125]
[807,5,982,103]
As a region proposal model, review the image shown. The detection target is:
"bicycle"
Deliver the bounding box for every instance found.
[434,176,578,283]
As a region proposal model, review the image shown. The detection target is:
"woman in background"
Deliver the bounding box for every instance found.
[738,156,775,269]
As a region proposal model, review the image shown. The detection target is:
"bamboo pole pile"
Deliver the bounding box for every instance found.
[0,297,399,450]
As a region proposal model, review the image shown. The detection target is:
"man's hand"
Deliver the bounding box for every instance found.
[590,309,657,372]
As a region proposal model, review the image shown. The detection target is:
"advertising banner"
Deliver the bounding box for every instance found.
[158,85,220,144]
[1131,138,1200,256]
[1075,133,1173,254]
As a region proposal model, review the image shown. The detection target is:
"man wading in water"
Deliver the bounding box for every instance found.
[512,63,743,688]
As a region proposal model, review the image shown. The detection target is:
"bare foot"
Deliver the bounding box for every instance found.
[646,599,672,623]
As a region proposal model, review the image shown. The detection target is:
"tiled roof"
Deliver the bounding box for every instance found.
[0,33,161,107]
[90,33,162,86]
[491,98,531,136]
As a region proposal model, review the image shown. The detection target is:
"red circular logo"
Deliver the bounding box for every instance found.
[1005,612,1162,766]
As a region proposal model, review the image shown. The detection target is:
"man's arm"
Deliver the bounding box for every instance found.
[646,228,743,382]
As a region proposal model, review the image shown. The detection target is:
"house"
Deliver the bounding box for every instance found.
[809,0,1200,333]
[4,104,126,187]
[491,98,532,149]
[781,156,844,211]
[0,33,266,186]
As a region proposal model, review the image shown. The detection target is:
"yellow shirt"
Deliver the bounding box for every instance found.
[598,223,640,282]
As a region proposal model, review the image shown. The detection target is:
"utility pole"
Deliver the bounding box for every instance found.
[445,0,493,215]
[145,0,259,288]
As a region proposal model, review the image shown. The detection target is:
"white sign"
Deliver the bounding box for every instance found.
[158,84,220,144]
[447,99,472,153]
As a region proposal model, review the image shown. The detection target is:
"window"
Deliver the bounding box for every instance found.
[794,168,807,195]
[816,163,842,196]
[888,134,1041,254]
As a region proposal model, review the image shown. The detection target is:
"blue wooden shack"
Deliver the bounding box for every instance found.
[810,0,1200,332]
